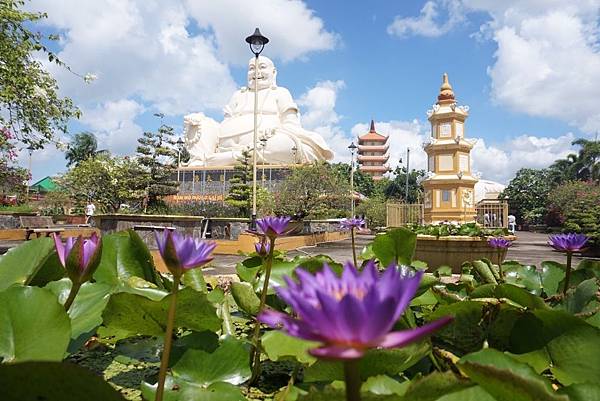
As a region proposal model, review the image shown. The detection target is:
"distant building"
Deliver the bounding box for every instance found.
[357,120,389,180]
[422,73,478,223]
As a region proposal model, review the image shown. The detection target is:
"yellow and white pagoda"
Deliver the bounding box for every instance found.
[422,73,478,223]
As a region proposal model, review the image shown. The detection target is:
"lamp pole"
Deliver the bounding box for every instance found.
[26,145,34,203]
[245,28,269,230]
[348,142,357,217]
[176,137,184,184]
[260,136,267,185]
[405,148,410,203]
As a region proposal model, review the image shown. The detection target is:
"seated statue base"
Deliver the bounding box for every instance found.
[170,164,296,202]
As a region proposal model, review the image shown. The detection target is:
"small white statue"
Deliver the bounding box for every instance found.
[183,56,334,167]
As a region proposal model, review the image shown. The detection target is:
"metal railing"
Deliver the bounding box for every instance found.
[386,203,424,227]
[475,200,509,228]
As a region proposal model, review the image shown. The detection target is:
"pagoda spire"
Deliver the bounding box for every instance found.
[437,72,455,104]
[369,119,376,132]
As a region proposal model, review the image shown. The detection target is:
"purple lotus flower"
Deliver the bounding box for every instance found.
[256,216,291,240]
[258,261,452,360]
[155,229,216,276]
[53,233,102,283]
[548,233,589,253]
[488,237,512,249]
[340,217,365,231]
[254,239,271,257]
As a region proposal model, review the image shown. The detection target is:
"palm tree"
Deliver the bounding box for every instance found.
[65,132,108,167]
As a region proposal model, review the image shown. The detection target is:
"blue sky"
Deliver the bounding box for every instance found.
[22,0,600,184]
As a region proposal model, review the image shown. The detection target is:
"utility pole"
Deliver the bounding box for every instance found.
[405,148,410,202]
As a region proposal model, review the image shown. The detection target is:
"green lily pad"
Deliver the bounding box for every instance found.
[458,348,568,401]
[547,325,600,385]
[261,330,318,365]
[230,281,261,315]
[0,285,71,362]
[101,288,221,340]
[0,361,125,400]
[0,237,57,291]
[372,228,416,266]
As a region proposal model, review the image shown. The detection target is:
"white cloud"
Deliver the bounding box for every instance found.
[297,80,350,161]
[183,0,338,64]
[387,0,465,38]
[388,0,600,133]
[81,100,145,154]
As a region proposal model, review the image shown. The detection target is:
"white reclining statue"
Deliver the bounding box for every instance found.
[183,56,334,167]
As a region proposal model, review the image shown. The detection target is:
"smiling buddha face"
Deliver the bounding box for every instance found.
[247,56,276,90]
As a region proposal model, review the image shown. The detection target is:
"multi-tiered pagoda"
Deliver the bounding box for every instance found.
[357,120,389,180]
[422,73,478,223]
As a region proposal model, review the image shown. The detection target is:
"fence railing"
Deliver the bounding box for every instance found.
[475,200,509,228]
[386,203,424,227]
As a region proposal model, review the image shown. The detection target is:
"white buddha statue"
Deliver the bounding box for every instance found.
[183,56,334,167]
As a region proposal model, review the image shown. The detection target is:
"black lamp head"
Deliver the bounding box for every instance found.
[245,28,269,56]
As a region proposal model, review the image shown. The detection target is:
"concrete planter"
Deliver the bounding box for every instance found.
[415,235,515,273]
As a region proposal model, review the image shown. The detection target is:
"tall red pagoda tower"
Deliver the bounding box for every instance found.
[357,120,389,180]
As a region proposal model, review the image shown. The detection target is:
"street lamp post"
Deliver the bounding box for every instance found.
[245,28,269,230]
[176,137,184,184]
[405,148,410,202]
[348,142,358,217]
[260,136,267,185]
[26,145,34,203]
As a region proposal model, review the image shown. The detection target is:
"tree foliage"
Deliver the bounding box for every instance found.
[330,162,376,197]
[225,149,253,217]
[548,138,600,185]
[60,154,146,213]
[0,127,27,200]
[500,168,552,225]
[275,162,350,219]
[0,0,80,147]
[65,132,106,167]
[136,124,179,210]
[547,181,600,249]
[384,167,426,203]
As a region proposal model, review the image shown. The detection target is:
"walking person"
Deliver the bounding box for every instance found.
[85,200,96,226]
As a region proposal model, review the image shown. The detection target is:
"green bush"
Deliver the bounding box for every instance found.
[547,181,600,252]
[406,222,508,237]
[355,194,386,228]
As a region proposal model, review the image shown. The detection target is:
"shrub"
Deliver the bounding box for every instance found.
[547,181,600,252]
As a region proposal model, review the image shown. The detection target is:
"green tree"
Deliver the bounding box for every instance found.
[275,162,350,219]
[225,149,253,217]
[60,154,146,212]
[0,0,80,147]
[0,127,27,201]
[548,138,600,185]
[330,162,376,197]
[547,180,600,251]
[384,167,426,203]
[136,124,179,210]
[499,168,552,225]
[65,132,106,167]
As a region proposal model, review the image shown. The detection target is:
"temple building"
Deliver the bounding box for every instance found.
[422,73,478,223]
[357,120,389,180]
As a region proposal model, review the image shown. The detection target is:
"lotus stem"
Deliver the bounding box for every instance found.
[156,273,181,401]
[351,227,358,268]
[343,359,362,401]
[562,251,572,295]
[250,237,276,385]
[497,250,504,281]
[63,281,82,312]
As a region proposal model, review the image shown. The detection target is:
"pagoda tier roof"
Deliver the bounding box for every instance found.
[358,154,390,163]
[358,144,389,152]
[358,120,389,143]
[360,165,390,173]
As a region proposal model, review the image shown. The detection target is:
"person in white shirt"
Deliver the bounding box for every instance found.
[508,214,516,234]
[85,202,96,225]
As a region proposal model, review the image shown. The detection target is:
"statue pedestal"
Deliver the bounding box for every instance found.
[170,164,297,203]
